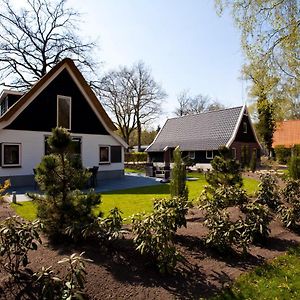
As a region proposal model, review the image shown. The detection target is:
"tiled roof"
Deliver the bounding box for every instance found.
[146,106,244,152]
[273,120,300,148]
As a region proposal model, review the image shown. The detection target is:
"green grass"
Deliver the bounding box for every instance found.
[124,168,145,174]
[214,247,300,300]
[11,173,259,221]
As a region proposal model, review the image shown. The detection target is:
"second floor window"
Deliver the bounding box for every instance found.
[57,95,71,129]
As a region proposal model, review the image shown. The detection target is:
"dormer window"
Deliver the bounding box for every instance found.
[57,95,71,129]
[0,98,8,116]
[243,121,247,133]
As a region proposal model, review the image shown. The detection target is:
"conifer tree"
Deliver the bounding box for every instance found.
[30,127,101,240]
[170,147,188,200]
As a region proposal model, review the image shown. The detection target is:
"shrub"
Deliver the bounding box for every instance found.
[0,180,10,203]
[206,149,243,188]
[288,156,300,180]
[29,127,101,241]
[0,216,41,276]
[279,179,300,228]
[274,145,291,164]
[131,197,187,274]
[34,252,90,300]
[200,152,272,252]
[125,152,147,163]
[256,172,280,211]
[250,149,257,172]
[170,147,188,200]
[81,207,125,243]
[242,202,271,242]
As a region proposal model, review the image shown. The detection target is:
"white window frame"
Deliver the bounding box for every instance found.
[231,148,236,159]
[1,143,21,167]
[206,150,213,159]
[99,145,110,164]
[57,95,72,130]
[243,121,247,133]
[188,151,195,159]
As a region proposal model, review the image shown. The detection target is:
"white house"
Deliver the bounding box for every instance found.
[0,58,128,187]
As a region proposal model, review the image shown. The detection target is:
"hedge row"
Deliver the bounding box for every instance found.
[274,145,300,164]
[125,152,148,163]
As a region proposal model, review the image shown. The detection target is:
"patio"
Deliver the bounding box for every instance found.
[6,173,161,203]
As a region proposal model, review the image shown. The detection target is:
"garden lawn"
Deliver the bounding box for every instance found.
[214,247,300,300]
[11,174,258,221]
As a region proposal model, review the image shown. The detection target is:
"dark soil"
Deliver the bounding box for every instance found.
[0,202,299,299]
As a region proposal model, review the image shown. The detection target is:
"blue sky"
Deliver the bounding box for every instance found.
[18,0,249,127]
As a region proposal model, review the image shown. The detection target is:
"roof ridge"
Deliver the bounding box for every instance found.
[167,105,244,121]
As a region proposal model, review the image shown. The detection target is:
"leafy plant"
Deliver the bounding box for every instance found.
[279,179,300,228]
[288,156,300,180]
[242,202,271,242]
[256,172,280,211]
[0,216,42,276]
[170,147,188,200]
[34,252,91,300]
[81,207,125,243]
[0,179,10,203]
[274,145,291,164]
[131,197,187,274]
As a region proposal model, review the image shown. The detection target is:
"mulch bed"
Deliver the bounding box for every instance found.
[0,202,300,299]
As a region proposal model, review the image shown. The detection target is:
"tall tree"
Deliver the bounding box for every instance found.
[216,0,300,120]
[100,62,166,150]
[174,90,225,116]
[0,0,97,90]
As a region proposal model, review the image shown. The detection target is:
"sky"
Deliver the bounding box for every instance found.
[67,0,248,126]
[7,0,249,128]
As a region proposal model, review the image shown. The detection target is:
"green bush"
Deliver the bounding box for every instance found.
[256,172,280,211]
[199,150,272,252]
[279,179,300,228]
[288,156,300,180]
[29,127,101,241]
[292,144,300,156]
[274,145,291,164]
[0,217,41,276]
[0,180,10,203]
[81,207,125,243]
[125,152,147,163]
[250,149,257,172]
[34,252,90,300]
[242,202,271,242]
[131,197,188,274]
[170,147,188,200]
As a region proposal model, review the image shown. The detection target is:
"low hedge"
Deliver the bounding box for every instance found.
[274,145,291,164]
[125,152,147,163]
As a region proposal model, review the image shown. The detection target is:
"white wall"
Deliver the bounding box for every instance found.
[0,129,124,177]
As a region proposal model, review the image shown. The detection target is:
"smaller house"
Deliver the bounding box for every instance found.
[146,105,261,171]
[273,120,300,148]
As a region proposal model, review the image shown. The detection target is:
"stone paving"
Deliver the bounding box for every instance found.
[5,173,161,203]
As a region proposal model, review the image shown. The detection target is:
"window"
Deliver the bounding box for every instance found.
[57,95,71,129]
[111,146,122,163]
[99,146,110,164]
[243,121,247,133]
[0,98,8,116]
[231,148,236,159]
[1,143,21,167]
[206,150,213,159]
[188,151,195,159]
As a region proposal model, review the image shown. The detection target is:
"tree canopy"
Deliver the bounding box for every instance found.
[216,0,300,121]
[0,0,97,90]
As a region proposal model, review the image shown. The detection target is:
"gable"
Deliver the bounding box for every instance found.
[233,114,256,142]
[5,69,109,135]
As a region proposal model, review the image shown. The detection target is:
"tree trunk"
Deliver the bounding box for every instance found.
[137,119,142,152]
